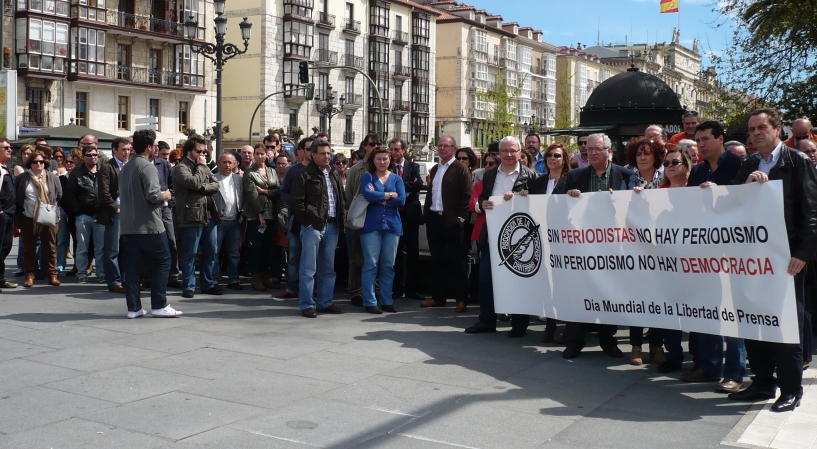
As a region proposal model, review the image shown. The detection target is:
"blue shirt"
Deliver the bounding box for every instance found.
[281,162,306,206]
[756,142,783,175]
[534,151,547,176]
[360,171,405,236]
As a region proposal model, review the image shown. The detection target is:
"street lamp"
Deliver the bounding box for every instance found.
[316,85,345,143]
[184,0,252,158]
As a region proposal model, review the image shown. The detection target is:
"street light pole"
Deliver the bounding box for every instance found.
[315,85,344,143]
[184,0,252,159]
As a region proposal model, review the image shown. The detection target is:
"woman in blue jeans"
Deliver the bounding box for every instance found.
[360,147,405,314]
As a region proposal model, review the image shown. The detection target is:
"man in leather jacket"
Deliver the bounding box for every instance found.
[65,145,104,283]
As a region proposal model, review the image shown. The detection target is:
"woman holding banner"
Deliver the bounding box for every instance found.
[624,137,667,366]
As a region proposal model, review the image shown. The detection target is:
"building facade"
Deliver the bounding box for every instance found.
[223,0,438,152]
[554,46,618,130]
[13,0,215,146]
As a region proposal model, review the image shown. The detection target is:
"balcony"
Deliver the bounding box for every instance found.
[392,64,411,81]
[315,11,335,29]
[530,66,544,76]
[107,11,190,42]
[340,54,363,73]
[369,61,389,77]
[412,102,429,113]
[392,100,410,115]
[313,49,338,66]
[368,97,390,109]
[284,83,309,105]
[412,68,429,81]
[22,109,49,127]
[392,30,409,45]
[284,0,314,22]
[488,55,499,66]
[70,64,206,92]
[343,93,363,110]
[531,91,547,102]
[343,130,356,144]
[343,18,361,34]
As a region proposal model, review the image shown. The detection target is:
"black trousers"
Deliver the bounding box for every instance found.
[745,268,806,397]
[562,322,619,350]
[477,247,529,330]
[426,213,467,304]
[394,212,421,294]
[0,212,13,283]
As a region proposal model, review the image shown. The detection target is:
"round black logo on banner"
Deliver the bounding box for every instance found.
[497,213,542,278]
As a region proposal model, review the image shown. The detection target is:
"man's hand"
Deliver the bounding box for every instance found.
[788,257,806,276]
[747,171,769,184]
[482,200,494,210]
[197,155,207,166]
[162,190,172,201]
[567,189,581,198]
[502,191,514,201]
[700,182,717,188]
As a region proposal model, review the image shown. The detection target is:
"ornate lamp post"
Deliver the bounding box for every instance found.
[316,85,345,143]
[184,0,251,158]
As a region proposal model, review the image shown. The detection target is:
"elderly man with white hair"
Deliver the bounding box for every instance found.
[675,139,700,164]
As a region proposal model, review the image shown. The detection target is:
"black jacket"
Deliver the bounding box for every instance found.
[734,145,817,261]
[96,158,121,226]
[527,174,567,195]
[477,164,537,248]
[291,162,346,232]
[397,160,424,226]
[688,150,744,187]
[564,163,633,193]
[64,164,99,216]
[0,165,15,215]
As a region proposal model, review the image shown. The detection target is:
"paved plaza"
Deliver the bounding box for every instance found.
[0,256,814,448]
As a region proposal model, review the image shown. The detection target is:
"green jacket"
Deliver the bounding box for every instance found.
[344,160,366,207]
[242,164,281,221]
[172,156,220,227]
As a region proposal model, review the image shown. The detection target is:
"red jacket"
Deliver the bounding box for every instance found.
[468,181,485,241]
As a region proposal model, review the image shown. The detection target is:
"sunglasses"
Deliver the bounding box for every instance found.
[334,160,347,165]
[578,141,588,145]
[84,153,99,158]
[663,159,684,167]
[31,160,45,165]
[366,142,380,147]
[55,155,64,159]
[683,110,699,117]
[546,153,562,159]
[0,146,11,150]
[65,160,75,165]
[485,161,497,167]
[456,156,470,161]
[192,149,205,154]
[265,145,277,150]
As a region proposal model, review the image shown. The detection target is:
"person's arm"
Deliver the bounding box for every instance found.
[243,172,263,218]
[97,164,117,214]
[52,173,62,204]
[793,155,817,263]
[172,160,209,191]
[403,163,424,193]
[141,164,165,204]
[281,167,295,203]
[470,181,483,213]
[290,171,310,225]
[200,169,221,195]
[361,172,385,202]
[458,166,472,221]
[63,171,79,215]
[385,175,405,207]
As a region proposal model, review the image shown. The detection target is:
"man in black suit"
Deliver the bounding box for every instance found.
[562,133,632,359]
[97,137,130,293]
[389,137,425,300]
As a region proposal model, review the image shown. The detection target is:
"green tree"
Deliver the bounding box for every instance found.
[476,69,523,143]
[554,65,578,154]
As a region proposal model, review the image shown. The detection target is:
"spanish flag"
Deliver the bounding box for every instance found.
[660,0,679,13]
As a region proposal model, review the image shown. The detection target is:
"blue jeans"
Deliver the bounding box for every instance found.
[75,214,105,278]
[286,215,302,294]
[299,223,338,311]
[103,213,121,288]
[56,209,69,268]
[360,230,399,307]
[179,225,218,292]
[698,333,747,380]
[213,218,241,283]
[122,234,170,312]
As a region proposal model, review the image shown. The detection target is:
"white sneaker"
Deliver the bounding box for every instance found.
[151,305,183,318]
[127,309,147,319]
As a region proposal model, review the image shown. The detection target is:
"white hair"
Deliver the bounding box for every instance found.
[587,133,611,149]
[676,139,697,152]
[498,136,521,151]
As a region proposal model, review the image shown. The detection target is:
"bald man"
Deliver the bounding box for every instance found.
[645,125,667,148]
[239,145,254,173]
[725,141,747,159]
[799,139,817,166]
[784,118,817,149]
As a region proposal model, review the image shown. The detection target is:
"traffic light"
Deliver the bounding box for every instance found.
[305,83,315,100]
[298,60,309,84]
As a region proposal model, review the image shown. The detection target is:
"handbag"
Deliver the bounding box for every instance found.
[36,202,58,227]
[345,173,372,230]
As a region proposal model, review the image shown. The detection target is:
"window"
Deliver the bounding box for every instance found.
[519,45,531,71]
[470,29,487,53]
[318,72,329,100]
[149,49,161,84]
[369,39,388,64]
[178,101,189,132]
[289,108,298,128]
[411,115,428,143]
[394,15,402,31]
[118,96,129,130]
[116,44,130,80]
[70,27,106,76]
[412,13,429,47]
[181,0,205,39]
[546,53,556,78]
[505,40,516,61]
[284,0,312,18]
[284,60,310,96]
[345,76,355,99]
[149,99,160,131]
[345,2,353,20]
[369,1,389,37]
[77,0,107,22]
[412,81,429,112]
[283,21,313,57]
[345,114,352,135]
[174,44,204,87]
[75,92,87,126]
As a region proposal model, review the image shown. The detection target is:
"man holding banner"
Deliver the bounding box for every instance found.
[727,108,817,412]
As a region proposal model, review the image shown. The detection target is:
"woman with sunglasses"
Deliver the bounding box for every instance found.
[333,153,349,189]
[243,144,283,291]
[52,147,67,175]
[13,145,35,276]
[15,147,62,287]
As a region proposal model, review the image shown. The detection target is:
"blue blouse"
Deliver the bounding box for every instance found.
[360,171,406,235]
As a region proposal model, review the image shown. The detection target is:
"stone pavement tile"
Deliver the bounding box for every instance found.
[0,322,32,337]
[211,333,344,360]
[394,400,573,449]
[0,386,116,434]
[171,427,313,448]
[276,318,411,344]
[80,392,267,441]
[1,418,169,449]
[0,338,53,362]
[3,324,130,350]
[737,422,781,448]
[138,347,283,380]
[380,355,530,390]
[354,327,474,349]
[319,374,476,417]
[45,365,205,404]
[355,434,477,448]
[769,423,817,449]
[262,350,405,384]
[183,368,344,409]
[180,317,301,338]
[24,341,169,372]
[434,339,555,369]
[326,337,452,363]
[230,397,416,448]
[108,327,239,353]
[0,358,84,394]
[76,313,200,334]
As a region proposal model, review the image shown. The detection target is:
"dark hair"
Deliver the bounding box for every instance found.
[750,108,783,128]
[520,147,535,169]
[35,138,48,145]
[24,149,48,169]
[77,134,97,146]
[263,134,278,144]
[626,136,665,171]
[315,132,329,141]
[388,137,408,150]
[360,132,381,149]
[366,147,394,173]
[544,143,571,178]
[484,152,500,167]
[695,121,725,140]
[111,136,130,152]
[298,136,315,152]
[525,133,541,144]
[132,129,156,154]
[35,144,52,160]
[351,148,366,164]
[69,147,82,161]
[455,147,477,169]
[0,137,9,145]
[80,145,96,156]
[182,134,207,156]
[310,138,331,154]
[487,141,500,154]
[333,152,347,163]
[276,150,294,164]
[158,141,171,150]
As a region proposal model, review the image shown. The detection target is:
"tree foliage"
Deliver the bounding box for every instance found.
[476,69,523,142]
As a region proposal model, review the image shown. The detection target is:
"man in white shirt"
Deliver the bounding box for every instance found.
[212,152,244,290]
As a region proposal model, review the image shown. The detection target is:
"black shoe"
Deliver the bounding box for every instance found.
[657,360,682,373]
[227,282,243,290]
[771,394,801,412]
[406,292,426,300]
[508,328,527,338]
[381,305,397,313]
[728,383,778,401]
[365,306,383,314]
[350,295,363,307]
[182,290,195,299]
[316,304,345,314]
[301,308,317,318]
[465,323,497,334]
[542,325,557,343]
[392,290,404,298]
[167,279,184,289]
[499,314,510,322]
[202,285,223,295]
[601,344,624,358]
[563,343,585,359]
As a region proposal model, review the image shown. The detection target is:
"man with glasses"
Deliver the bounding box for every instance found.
[572,134,591,168]
[344,133,381,306]
[390,137,425,300]
[97,137,130,293]
[669,111,701,150]
[65,145,105,284]
[172,135,222,298]
[0,139,16,291]
[263,135,279,169]
[784,118,817,150]
[150,139,182,289]
[422,135,471,312]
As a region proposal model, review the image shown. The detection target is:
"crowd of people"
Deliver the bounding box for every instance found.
[0,107,814,413]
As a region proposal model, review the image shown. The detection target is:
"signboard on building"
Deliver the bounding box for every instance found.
[0,71,18,140]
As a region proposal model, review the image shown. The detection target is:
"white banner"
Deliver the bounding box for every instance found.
[485,181,799,343]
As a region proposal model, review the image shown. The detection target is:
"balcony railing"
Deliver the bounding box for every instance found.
[368,97,389,109]
[343,18,360,33]
[369,61,389,75]
[341,54,363,70]
[412,102,430,113]
[106,65,205,89]
[392,100,410,113]
[392,64,411,79]
[412,68,429,80]
[23,109,49,127]
[108,11,187,39]
[313,49,338,65]
[392,30,409,45]
[343,130,355,144]
[315,11,335,28]
[344,93,363,107]
[530,66,544,76]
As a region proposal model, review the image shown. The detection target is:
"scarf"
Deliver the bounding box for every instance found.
[28,170,50,232]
